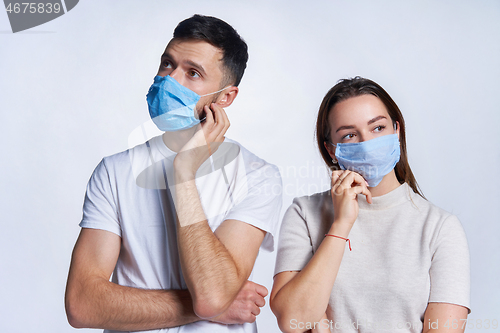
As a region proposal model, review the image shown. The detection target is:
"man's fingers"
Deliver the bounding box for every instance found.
[254,283,268,297]
[254,295,266,308]
[211,103,229,141]
[203,104,214,128]
[247,313,257,323]
[250,304,261,316]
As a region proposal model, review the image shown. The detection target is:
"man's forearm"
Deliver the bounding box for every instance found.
[66,277,199,330]
[174,176,243,319]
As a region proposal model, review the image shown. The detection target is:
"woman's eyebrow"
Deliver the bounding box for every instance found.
[336,115,387,133]
[336,125,355,133]
[367,115,387,125]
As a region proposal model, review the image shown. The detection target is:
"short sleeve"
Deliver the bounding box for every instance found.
[428,214,471,312]
[274,198,314,276]
[224,164,282,252]
[79,159,121,237]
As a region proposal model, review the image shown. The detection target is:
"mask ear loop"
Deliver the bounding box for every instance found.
[198,86,233,122]
[200,85,232,97]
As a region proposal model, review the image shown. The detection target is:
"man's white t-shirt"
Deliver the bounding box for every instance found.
[80,135,282,333]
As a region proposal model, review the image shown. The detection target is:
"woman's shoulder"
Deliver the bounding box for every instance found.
[406,186,463,231]
[291,190,332,209]
[284,190,334,226]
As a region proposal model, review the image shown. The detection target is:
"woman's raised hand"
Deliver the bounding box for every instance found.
[330,170,372,230]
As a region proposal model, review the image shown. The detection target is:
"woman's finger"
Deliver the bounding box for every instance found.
[337,170,351,185]
[347,172,372,203]
[331,170,345,193]
[348,171,369,188]
[331,170,344,186]
[349,184,373,204]
[334,170,354,194]
[336,171,372,203]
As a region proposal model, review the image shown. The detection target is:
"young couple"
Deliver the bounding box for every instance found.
[65,15,470,333]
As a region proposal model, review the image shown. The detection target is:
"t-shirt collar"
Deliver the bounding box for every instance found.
[357,182,414,210]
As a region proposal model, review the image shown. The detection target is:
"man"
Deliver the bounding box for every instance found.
[65,15,282,332]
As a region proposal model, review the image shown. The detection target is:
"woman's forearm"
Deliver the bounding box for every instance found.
[271,223,350,332]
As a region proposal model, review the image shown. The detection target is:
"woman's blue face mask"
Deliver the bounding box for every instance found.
[331,133,401,187]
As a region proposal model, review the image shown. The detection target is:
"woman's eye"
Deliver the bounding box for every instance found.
[373,125,385,132]
[342,133,355,141]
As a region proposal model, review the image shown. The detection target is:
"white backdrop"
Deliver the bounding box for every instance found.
[1,1,499,332]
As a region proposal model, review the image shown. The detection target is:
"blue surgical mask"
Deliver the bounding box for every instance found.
[146,75,227,132]
[332,133,400,187]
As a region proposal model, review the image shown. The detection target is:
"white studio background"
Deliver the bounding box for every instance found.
[1,1,499,332]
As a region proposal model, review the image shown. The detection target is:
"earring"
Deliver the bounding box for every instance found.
[332,158,338,164]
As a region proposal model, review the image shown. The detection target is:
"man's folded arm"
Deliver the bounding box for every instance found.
[175,175,267,319]
[65,228,199,331]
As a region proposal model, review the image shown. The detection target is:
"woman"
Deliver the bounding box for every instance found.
[270,77,470,333]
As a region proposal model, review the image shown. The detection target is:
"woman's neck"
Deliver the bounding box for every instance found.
[369,171,401,197]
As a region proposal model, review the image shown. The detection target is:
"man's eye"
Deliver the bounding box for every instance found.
[188,70,200,78]
[162,61,172,68]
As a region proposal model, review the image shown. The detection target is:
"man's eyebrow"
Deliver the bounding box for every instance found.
[160,53,206,76]
[336,116,387,133]
[185,60,206,76]
[367,115,387,125]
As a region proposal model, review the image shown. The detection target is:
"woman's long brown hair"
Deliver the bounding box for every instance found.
[315,77,425,198]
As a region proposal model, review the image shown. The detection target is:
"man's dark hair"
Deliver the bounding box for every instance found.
[173,14,248,87]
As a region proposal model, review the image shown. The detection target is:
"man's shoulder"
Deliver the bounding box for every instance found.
[99,138,156,175]
[225,137,281,179]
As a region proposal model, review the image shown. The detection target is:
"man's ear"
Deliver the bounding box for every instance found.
[216,86,239,108]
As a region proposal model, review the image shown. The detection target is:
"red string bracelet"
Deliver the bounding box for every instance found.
[325,234,351,251]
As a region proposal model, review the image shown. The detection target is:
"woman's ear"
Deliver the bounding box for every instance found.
[395,121,400,139]
[324,141,337,162]
[215,86,239,108]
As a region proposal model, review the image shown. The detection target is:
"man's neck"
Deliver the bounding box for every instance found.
[162,126,199,153]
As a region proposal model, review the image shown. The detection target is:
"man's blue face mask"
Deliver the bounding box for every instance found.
[146,75,228,132]
[331,133,401,187]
